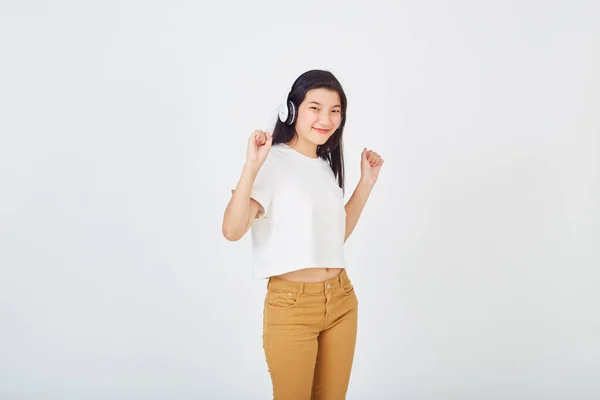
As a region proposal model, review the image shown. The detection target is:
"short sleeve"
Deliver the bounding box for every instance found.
[249,159,275,219]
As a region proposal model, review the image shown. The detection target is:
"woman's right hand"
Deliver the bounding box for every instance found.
[246,129,272,168]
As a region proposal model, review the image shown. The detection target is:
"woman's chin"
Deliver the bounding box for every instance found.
[309,134,331,146]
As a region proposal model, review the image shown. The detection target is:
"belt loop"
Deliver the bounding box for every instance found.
[298,282,304,295]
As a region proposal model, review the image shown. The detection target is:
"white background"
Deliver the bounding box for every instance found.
[1,1,598,399]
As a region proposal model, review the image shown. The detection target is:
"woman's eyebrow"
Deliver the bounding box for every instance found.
[308,101,341,108]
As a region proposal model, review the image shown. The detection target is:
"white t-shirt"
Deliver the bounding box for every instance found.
[249,143,346,279]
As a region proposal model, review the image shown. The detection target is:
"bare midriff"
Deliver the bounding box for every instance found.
[272,267,344,283]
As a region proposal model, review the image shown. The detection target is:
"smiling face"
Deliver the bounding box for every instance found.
[293,88,343,147]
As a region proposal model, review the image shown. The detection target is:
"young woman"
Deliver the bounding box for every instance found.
[222,70,383,400]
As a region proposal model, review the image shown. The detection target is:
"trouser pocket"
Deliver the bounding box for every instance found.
[267,289,300,310]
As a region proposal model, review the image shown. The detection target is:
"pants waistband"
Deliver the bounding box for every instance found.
[267,269,350,294]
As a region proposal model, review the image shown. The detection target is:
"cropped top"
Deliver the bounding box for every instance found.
[248,144,346,279]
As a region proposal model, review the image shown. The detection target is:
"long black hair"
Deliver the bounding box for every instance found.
[271,70,347,193]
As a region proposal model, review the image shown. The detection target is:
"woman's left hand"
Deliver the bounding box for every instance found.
[360,147,384,186]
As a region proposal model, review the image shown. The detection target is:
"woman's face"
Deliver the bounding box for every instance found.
[294,88,343,146]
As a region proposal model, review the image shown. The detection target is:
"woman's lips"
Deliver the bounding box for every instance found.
[313,128,329,134]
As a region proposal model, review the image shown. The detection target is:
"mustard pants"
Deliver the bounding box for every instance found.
[262,269,358,400]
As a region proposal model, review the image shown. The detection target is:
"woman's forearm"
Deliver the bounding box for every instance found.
[222,162,260,240]
[344,179,375,242]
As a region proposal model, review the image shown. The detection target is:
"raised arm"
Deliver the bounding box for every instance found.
[222,130,272,241]
[344,148,384,242]
[222,165,263,241]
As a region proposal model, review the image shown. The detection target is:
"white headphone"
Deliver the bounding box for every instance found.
[278,97,296,125]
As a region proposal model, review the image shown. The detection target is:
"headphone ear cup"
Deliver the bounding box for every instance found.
[278,98,297,125]
[287,101,296,125]
[278,101,289,123]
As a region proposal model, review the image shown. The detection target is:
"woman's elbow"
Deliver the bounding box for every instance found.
[222,219,250,241]
[222,224,242,241]
[222,204,252,241]
[223,231,242,242]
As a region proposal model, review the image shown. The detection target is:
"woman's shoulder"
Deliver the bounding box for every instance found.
[269,143,289,155]
[256,144,287,176]
[263,143,289,164]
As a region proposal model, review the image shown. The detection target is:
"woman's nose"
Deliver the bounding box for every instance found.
[319,113,332,127]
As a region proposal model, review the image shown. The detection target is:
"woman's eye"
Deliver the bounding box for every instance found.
[311,107,319,111]
[332,109,341,113]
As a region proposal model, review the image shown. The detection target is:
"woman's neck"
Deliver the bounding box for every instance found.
[285,135,319,159]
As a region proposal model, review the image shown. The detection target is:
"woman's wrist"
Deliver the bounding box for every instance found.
[358,177,376,190]
[243,161,262,177]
